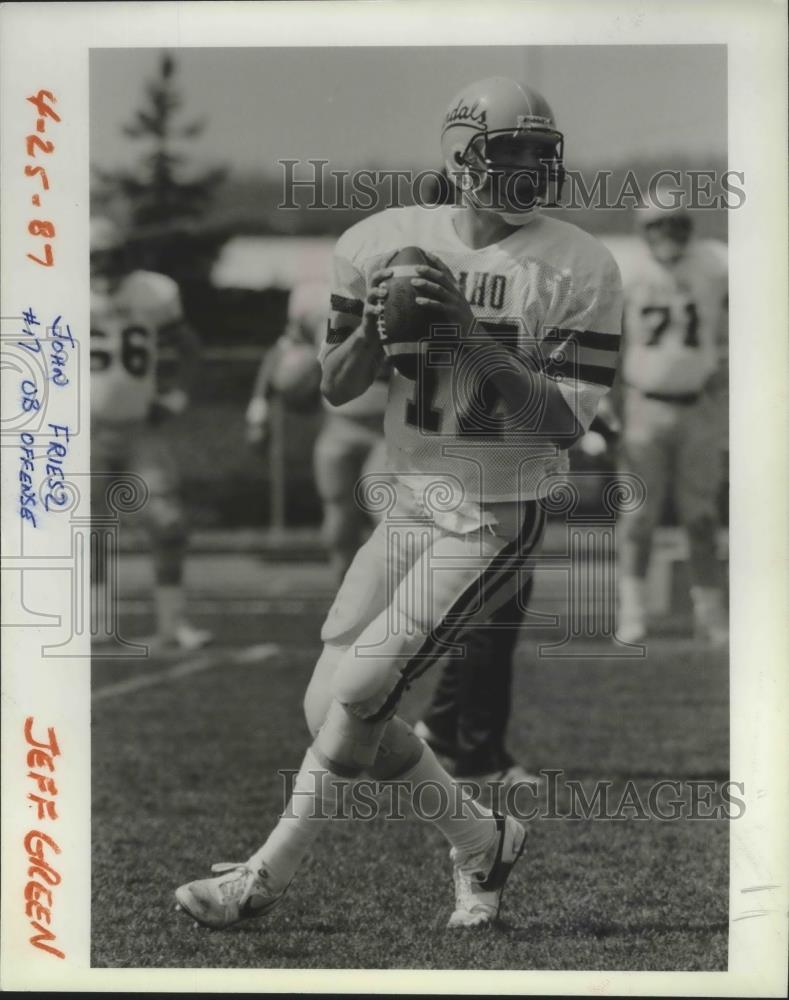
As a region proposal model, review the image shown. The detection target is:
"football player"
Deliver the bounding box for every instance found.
[609,188,728,645]
[176,77,622,930]
[90,217,212,652]
[246,279,389,583]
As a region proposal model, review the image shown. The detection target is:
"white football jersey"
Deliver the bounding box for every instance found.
[322,206,623,502]
[90,271,182,423]
[603,236,727,395]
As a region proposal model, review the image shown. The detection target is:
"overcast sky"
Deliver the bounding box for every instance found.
[90,45,726,175]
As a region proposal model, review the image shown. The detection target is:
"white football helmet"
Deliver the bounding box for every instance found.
[287,280,330,345]
[90,215,127,287]
[440,77,565,223]
[634,180,693,265]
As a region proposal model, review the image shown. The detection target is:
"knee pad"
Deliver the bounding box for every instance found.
[328,582,468,724]
[312,699,387,777]
[366,717,424,781]
[330,629,410,723]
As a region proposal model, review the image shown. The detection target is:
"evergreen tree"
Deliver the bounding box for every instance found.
[95,51,226,230]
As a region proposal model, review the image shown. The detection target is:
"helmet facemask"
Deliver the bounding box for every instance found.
[452,128,565,222]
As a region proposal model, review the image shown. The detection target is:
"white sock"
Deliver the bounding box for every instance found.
[155,584,185,636]
[397,743,497,858]
[248,747,345,890]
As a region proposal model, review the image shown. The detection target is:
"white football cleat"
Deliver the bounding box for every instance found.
[447,813,526,928]
[175,861,287,930]
[617,616,647,644]
[617,575,647,644]
[148,623,214,654]
[172,623,214,651]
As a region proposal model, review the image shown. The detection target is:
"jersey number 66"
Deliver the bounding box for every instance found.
[90,325,151,376]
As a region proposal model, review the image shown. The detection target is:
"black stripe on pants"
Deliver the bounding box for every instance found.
[368,500,546,724]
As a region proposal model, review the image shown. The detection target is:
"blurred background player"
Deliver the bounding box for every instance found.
[246,279,388,584]
[612,187,728,645]
[90,216,212,652]
[413,579,541,790]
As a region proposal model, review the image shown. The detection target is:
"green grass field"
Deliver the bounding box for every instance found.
[91,555,729,970]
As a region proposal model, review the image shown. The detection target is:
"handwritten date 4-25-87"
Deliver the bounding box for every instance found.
[24,90,60,268]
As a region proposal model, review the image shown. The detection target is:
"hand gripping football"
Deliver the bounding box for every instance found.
[377,246,443,380]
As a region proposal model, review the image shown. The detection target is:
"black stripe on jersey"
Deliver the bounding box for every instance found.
[326,324,353,345]
[544,327,620,353]
[475,319,521,335]
[575,329,619,352]
[367,501,546,723]
[331,293,363,317]
[544,357,618,387]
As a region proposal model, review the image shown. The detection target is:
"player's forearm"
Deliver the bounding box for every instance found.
[489,366,583,449]
[320,328,382,406]
[250,346,279,402]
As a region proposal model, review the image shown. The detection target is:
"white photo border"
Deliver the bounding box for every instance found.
[1,1,787,994]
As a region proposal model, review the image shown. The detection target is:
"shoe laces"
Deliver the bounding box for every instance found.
[451,836,497,901]
[451,852,494,915]
[452,865,478,911]
[210,862,261,906]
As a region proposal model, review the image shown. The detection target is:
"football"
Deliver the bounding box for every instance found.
[377,246,440,380]
[269,340,322,412]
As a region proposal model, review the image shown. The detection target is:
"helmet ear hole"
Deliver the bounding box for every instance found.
[452,151,465,167]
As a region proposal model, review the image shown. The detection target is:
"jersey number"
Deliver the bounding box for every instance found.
[403,321,518,435]
[405,366,442,433]
[641,302,699,347]
[91,325,151,376]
